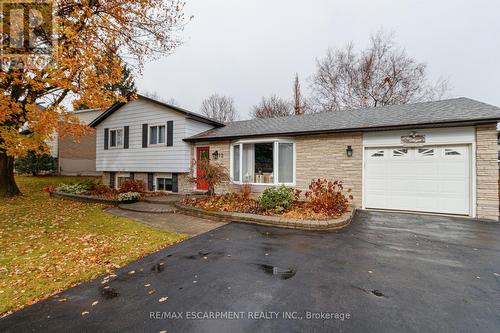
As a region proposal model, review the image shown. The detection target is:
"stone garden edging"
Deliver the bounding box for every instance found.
[174,203,356,231]
[50,192,120,205]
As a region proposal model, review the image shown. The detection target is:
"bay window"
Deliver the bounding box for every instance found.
[231,140,295,185]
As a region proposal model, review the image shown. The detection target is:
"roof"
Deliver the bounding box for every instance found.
[89,94,225,128]
[185,98,500,142]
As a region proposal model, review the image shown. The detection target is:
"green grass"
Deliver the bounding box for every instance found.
[0,176,187,316]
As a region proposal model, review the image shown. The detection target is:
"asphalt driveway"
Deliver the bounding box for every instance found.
[2,211,499,332]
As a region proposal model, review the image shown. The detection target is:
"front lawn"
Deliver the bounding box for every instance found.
[0,176,187,316]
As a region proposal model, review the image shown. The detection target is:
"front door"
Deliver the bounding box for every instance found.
[196,147,210,190]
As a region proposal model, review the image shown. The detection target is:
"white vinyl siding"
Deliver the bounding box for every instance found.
[96,99,217,173]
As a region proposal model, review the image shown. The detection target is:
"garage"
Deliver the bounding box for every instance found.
[364,145,471,215]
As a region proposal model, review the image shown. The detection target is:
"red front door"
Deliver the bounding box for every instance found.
[196,147,210,190]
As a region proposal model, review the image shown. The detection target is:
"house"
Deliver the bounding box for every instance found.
[89,94,224,192]
[48,108,105,176]
[92,96,500,220]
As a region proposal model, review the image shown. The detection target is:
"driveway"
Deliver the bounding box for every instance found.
[1,211,499,332]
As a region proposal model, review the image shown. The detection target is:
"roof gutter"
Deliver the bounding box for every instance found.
[183,118,500,142]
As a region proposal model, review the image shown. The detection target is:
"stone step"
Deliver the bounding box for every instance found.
[118,202,177,214]
[144,195,183,204]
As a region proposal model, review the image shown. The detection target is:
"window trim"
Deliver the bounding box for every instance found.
[154,173,173,192]
[109,128,124,149]
[115,172,131,190]
[148,124,167,146]
[230,138,296,186]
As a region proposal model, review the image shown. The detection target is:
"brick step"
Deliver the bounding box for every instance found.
[144,195,184,204]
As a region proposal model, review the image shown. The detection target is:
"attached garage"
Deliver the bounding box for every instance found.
[364,145,471,215]
[363,127,475,216]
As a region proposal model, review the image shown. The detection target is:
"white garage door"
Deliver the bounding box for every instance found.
[364,146,471,215]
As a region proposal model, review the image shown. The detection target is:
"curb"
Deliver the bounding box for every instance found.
[174,203,356,231]
[49,192,120,205]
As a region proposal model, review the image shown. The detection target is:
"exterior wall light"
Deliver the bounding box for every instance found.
[212,150,223,160]
[346,145,353,157]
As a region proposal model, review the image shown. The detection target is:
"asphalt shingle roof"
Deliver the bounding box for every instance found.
[185,98,500,141]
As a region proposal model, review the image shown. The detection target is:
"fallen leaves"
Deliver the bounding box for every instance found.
[159,297,168,303]
[0,176,188,316]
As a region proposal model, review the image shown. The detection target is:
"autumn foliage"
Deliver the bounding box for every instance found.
[189,159,231,195]
[0,0,187,196]
[304,179,353,217]
[183,178,353,219]
[118,180,146,194]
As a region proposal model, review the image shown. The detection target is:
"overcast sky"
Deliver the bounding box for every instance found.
[137,0,500,120]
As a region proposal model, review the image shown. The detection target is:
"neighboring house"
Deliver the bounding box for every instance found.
[92,96,500,221]
[48,108,105,176]
[89,94,224,192]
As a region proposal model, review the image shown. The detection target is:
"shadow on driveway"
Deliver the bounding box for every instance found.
[1,211,499,332]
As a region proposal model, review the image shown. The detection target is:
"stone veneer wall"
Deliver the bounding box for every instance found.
[203,141,239,193]
[475,124,499,220]
[295,133,363,208]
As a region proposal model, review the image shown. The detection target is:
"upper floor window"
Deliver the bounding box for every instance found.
[149,125,166,145]
[109,129,123,148]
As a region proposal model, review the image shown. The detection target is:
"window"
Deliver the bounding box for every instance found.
[232,145,241,182]
[109,129,123,148]
[157,177,173,191]
[278,143,293,183]
[393,148,408,157]
[418,148,434,157]
[371,151,384,157]
[445,148,461,156]
[232,140,295,185]
[116,173,130,189]
[149,125,166,145]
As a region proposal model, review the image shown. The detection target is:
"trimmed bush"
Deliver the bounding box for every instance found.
[118,192,141,203]
[55,183,88,194]
[259,186,294,212]
[304,179,352,217]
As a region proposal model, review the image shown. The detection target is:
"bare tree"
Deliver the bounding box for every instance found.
[165,98,180,107]
[251,95,293,119]
[310,30,450,112]
[293,74,303,115]
[292,74,314,115]
[200,94,237,123]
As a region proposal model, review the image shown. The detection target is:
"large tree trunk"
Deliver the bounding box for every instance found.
[0,150,21,197]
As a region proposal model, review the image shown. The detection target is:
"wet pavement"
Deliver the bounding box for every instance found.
[1,210,499,332]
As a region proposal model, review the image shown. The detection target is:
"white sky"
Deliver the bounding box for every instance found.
[138,0,500,120]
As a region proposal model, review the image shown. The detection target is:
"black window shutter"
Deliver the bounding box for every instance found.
[130,172,135,180]
[172,173,178,193]
[167,121,173,147]
[104,128,109,150]
[147,173,154,191]
[109,172,115,188]
[142,124,148,148]
[123,126,129,149]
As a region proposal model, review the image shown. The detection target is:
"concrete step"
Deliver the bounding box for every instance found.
[118,202,177,214]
